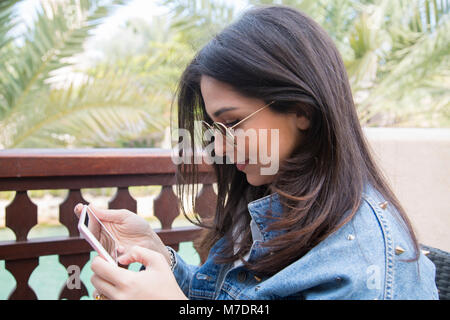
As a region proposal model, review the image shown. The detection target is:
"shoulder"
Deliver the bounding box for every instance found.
[267,183,438,299]
[359,183,438,299]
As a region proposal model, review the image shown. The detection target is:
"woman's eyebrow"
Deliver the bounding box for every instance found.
[213,106,238,118]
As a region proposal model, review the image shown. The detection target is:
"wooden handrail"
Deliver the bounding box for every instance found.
[0,148,214,178]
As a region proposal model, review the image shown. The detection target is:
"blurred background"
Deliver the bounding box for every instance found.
[1,0,448,150]
[0,0,449,299]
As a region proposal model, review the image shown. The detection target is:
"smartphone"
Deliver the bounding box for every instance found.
[78,205,118,265]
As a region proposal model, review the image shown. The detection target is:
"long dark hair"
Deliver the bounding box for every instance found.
[173,5,419,277]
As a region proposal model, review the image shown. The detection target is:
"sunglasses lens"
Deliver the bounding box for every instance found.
[213,123,235,146]
[202,121,236,147]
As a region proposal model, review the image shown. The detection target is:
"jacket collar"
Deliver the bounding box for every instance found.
[247,192,285,242]
[245,182,375,247]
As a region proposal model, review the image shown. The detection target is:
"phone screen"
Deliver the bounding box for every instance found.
[83,207,118,263]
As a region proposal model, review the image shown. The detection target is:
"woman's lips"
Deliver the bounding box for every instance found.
[236,159,249,171]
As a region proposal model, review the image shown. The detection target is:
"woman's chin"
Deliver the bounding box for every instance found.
[244,171,274,186]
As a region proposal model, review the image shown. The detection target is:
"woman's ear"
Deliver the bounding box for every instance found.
[296,114,310,131]
[294,107,310,131]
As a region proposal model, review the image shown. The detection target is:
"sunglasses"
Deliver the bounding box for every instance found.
[201,100,275,147]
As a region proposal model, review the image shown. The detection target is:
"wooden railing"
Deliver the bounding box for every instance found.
[0,149,217,300]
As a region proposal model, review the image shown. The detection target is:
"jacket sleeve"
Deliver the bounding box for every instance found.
[168,246,200,297]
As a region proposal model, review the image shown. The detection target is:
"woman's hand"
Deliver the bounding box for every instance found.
[90,245,188,300]
[74,203,171,265]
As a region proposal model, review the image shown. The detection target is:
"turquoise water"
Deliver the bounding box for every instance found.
[0,225,200,300]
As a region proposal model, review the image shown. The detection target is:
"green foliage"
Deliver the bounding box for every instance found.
[250,0,450,126]
[0,0,448,150]
[161,0,237,49]
[0,0,174,148]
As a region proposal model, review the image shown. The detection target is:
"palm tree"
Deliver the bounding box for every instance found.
[269,0,449,126]
[1,0,448,149]
[0,0,175,148]
[162,0,238,48]
[166,0,450,127]
[343,0,450,126]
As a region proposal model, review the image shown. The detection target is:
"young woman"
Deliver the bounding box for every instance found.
[75,5,438,300]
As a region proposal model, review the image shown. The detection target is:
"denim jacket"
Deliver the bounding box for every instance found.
[169,183,438,300]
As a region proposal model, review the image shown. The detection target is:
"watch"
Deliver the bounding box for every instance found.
[166,246,176,271]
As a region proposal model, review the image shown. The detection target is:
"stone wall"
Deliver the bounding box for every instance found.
[364,128,450,251]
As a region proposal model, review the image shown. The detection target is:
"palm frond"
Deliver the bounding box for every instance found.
[162,0,237,49]
[0,0,20,50]
[358,13,450,124]
[0,0,125,119]
[3,65,170,148]
[1,35,182,148]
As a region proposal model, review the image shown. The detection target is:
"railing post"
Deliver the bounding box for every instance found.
[5,191,39,299]
[109,187,137,213]
[154,185,180,251]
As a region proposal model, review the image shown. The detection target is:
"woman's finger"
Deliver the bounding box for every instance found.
[91,274,117,300]
[87,204,127,224]
[118,245,168,269]
[117,245,126,254]
[91,255,127,286]
[73,203,83,218]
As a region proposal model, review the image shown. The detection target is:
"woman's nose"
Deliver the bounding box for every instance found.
[214,135,226,157]
[213,134,239,162]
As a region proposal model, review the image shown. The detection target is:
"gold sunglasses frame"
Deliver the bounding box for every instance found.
[201,100,275,146]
